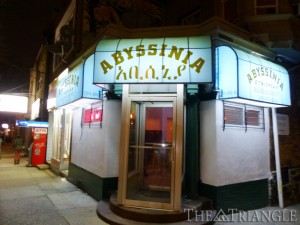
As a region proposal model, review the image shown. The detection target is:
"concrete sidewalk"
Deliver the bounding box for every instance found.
[0,146,299,225]
[0,156,108,225]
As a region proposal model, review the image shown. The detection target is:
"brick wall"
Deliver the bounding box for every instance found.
[270,67,300,206]
[283,168,300,206]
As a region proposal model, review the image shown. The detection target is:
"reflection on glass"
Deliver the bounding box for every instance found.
[126,102,173,203]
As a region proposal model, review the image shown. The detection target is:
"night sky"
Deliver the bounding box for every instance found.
[0,0,67,94]
[0,0,68,124]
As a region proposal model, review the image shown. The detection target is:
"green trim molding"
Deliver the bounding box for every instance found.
[67,163,118,201]
[200,179,269,212]
[185,100,200,199]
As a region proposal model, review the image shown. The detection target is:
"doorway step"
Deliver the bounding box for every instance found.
[97,193,214,224]
[36,164,50,170]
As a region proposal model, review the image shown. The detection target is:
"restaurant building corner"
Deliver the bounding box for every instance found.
[41,1,298,223]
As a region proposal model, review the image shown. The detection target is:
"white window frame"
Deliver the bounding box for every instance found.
[224,103,245,127]
[223,102,264,130]
[81,101,104,128]
[245,105,264,128]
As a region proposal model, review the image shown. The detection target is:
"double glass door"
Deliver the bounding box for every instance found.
[118,95,182,210]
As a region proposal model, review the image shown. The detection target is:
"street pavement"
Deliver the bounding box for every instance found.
[0,142,299,225]
[0,142,108,225]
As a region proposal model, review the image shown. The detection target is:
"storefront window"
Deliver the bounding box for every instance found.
[224,102,264,130]
[224,105,244,125]
[52,109,73,162]
[53,109,63,160]
[246,109,260,126]
[63,110,72,161]
[81,102,103,127]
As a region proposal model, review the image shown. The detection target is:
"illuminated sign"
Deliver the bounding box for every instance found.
[47,69,67,110]
[2,124,9,129]
[0,95,28,113]
[56,55,103,107]
[216,46,291,107]
[83,54,103,99]
[16,120,48,128]
[56,64,83,107]
[93,36,212,84]
[34,128,48,134]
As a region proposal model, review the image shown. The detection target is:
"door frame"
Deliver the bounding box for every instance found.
[117,84,184,211]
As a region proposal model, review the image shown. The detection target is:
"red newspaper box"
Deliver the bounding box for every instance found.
[31,128,47,166]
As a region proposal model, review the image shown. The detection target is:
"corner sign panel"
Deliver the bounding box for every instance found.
[217,46,291,106]
[83,54,103,99]
[93,36,212,84]
[236,48,291,106]
[56,63,84,107]
[216,46,238,99]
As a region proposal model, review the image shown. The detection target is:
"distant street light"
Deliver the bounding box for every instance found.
[1,124,9,129]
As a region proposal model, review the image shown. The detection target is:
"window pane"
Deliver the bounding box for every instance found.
[224,105,243,125]
[224,102,264,129]
[246,110,260,126]
[128,102,138,174]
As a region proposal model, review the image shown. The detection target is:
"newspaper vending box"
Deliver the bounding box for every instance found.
[31,127,47,166]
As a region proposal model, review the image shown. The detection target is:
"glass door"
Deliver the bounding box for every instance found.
[118,84,184,211]
[127,101,173,203]
[120,98,177,210]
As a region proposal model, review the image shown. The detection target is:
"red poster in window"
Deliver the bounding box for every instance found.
[83,109,92,123]
[83,107,102,124]
[92,108,102,122]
